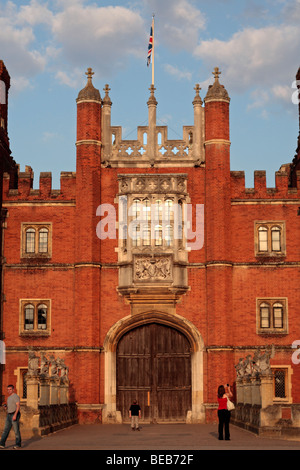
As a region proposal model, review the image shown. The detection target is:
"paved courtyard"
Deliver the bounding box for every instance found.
[0,423,299,451]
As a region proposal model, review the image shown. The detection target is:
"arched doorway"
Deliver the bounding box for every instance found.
[103,311,205,424]
[116,323,191,422]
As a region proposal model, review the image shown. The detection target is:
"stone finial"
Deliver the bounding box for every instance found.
[86,67,94,81]
[77,67,101,103]
[193,84,203,106]
[204,67,230,103]
[147,84,157,106]
[102,84,112,106]
[212,67,221,82]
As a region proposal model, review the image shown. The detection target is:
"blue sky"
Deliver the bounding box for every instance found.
[1,0,299,188]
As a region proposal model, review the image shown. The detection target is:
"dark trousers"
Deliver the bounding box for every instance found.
[218,409,230,440]
[0,412,21,447]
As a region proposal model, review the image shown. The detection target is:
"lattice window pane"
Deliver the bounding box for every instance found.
[260,303,270,328]
[273,303,283,328]
[155,225,163,246]
[142,199,151,222]
[274,369,286,398]
[258,227,268,252]
[122,225,127,248]
[22,371,27,399]
[38,228,48,253]
[26,228,35,253]
[132,199,140,219]
[24,304,34,330]
[164,199,174,223]
[165,225,173,247]
[142,225,151,246]
[271,227,281,252]
[132,224,140,247]
[37,304,47,330]
[154,200,162,223]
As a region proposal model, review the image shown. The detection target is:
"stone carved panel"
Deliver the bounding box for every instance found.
[118,174,188,196]
[134,256,172,281]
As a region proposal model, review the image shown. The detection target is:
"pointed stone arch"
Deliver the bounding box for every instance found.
[102,311,205,423]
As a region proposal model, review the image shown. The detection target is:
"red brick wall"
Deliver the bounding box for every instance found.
[1,81,300,422]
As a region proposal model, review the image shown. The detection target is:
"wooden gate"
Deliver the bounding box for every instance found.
[116,323,192,422]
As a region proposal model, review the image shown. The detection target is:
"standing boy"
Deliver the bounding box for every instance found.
[129,399,141,431]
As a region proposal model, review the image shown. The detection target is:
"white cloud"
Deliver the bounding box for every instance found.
[143,0,206,51]
[282,0,300,23]
[194,21,300,114]
[164,64,192,81]
[0,20,46,91]
[51,4,145,77]
[55,68,83,88]
[1,0,299,104]
[247,88,270,110]
[0,0,146,89]
[16,0,54,26]
[272,85,292,103]
[195,25,300,91]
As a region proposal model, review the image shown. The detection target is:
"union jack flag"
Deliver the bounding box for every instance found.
[147,25,153,66]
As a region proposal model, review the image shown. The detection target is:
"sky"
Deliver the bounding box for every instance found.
[1,0,300,189]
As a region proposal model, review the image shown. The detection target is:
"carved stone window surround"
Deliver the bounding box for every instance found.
[116,174,190,302]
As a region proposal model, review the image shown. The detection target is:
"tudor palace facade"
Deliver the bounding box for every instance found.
[0,61,299,425]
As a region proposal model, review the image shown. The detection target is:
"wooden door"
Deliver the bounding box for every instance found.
[116,323,191,422]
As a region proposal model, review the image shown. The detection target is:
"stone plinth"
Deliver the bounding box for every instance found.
[39,376,50,406]
[26,375,39,409]
[250,376,261,406]
[260,374,274,409]
[60,381,69,405]
[50,377,60,405]
[243,377,252,404]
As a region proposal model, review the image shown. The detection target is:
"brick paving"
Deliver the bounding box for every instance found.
[1,423,299,451]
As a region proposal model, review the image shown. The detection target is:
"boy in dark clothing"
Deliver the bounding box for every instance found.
[129,400,141,431]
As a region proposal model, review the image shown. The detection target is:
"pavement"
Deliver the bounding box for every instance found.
[0,423,299,452]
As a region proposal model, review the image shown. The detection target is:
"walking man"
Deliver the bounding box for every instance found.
[0,385,21,449]
[129,399,141,431]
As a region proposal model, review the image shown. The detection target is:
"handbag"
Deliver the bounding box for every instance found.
[227,397,235,411]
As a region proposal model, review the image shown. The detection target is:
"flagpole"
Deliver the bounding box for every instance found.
[152,15,155,86]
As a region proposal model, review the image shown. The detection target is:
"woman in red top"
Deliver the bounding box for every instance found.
[217,384,233,440]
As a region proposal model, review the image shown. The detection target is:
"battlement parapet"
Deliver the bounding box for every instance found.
[104,124,203,168]
[230,168,300,200]
[3,169,76,201]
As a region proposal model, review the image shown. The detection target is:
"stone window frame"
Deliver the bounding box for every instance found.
[271,366,293,404]
[19,299,51,337]
[254,221,286,257]
[14,367,29,403]
[256,298,288,335]
[21,222,52,259]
